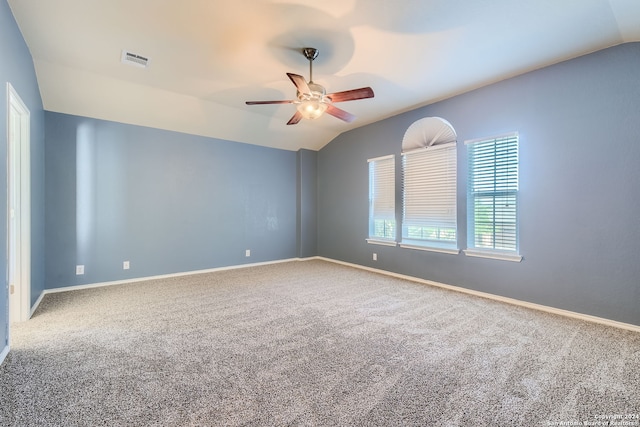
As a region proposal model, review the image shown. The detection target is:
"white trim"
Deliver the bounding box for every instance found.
[0,344,9,366]
[399,243,459,255]
[464,131,518,145]
[6,82,31,325]
[464,249,522,262]
[366,239,397,247]
[367,154,394,163]
[32,256,640,334]
[44,258,301,295]
[315,257,640,333]
[30,290,45,317]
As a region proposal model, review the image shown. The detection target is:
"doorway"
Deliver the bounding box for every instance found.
[7,83,31,326]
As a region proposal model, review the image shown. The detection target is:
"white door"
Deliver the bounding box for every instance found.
[7,83,31,325]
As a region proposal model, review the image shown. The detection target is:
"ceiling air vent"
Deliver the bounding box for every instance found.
[121,50,150,68]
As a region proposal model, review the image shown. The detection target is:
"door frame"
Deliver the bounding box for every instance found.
[7,82,31,326]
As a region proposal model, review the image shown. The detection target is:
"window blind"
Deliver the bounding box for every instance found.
[402,142,457,249]
[368,155,396,241]
[466,133,519,253]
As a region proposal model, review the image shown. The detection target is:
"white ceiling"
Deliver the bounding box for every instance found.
[8,0,640,151]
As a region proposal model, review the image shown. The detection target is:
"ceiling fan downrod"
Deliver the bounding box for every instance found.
[302,47,318,83]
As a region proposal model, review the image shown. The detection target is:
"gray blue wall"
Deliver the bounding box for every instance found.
[45,113,298,288]
[1,0,46,347]
[318,42,640,326]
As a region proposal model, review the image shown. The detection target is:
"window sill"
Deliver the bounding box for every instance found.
[464,249,522,262]
[366,239,397,247]
[399,242,459,255]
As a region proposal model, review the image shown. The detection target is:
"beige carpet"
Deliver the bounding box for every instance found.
[1,259,639,426]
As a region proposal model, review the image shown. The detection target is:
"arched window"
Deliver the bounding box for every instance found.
[400,117,458,254]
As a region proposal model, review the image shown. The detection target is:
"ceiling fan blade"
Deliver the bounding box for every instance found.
[326,104,356,123]
[287,73,311,95]
[327,87,374,103]
[287,111,303,125]
[245,100,294,105]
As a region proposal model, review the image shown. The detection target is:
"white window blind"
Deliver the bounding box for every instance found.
[401,142,457,251]
[466,133,519,255]
[368,155,396,242]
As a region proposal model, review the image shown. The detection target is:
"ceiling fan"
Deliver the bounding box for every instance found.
[246,47,375,125]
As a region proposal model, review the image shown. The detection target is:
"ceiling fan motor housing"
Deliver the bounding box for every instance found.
[297,82,326,98]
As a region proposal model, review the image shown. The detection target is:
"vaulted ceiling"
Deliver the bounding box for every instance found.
[8,0,640,151]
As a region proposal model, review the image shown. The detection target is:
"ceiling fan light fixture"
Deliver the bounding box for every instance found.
[296,98,328,120]
[296,82,329,119]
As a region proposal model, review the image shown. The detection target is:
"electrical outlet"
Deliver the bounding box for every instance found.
[123,261,130,270]
[245,249,251,257]
[76,265,85,275]
[373,253,377,261]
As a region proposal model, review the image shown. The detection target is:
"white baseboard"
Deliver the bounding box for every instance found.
[36,255,640,334]
[316,257,640,334]
[44,258,303,295]
[30,291,45,319]
[0,344,9,366]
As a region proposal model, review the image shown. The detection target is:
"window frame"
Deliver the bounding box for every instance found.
[464,132,522,262]
[367,154,397,246]
[400,142,459,255]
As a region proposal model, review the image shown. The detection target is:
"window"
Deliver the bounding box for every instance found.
[465,133,521,262]
[401,143,458,253]
[367,155,396,245]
